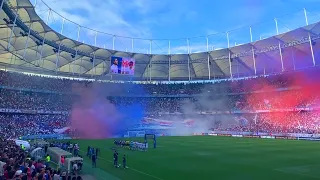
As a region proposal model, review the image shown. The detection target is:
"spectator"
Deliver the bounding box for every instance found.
[53,170,60,180]
[0,159,5,180]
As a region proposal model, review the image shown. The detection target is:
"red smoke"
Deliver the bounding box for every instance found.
[244,71,320,128]
[70,83,120,139]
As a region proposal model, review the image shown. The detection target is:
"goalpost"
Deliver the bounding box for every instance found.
[126,131,145,137]
[144,134,156,148]
[125,131,156,149]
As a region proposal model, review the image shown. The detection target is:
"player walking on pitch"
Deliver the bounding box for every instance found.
[113,150,119,167]
[123,155,127,169]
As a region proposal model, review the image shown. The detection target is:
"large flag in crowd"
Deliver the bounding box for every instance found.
[53,127,71,134]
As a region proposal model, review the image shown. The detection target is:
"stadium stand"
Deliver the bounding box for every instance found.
[1,0,320,179]
[0,69,320,139]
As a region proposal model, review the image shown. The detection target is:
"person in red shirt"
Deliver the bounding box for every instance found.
[3,169,8,180]
[60,156,65,169]
[26,167,32,180]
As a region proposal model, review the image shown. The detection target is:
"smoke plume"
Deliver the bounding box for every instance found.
[70,82,144,139]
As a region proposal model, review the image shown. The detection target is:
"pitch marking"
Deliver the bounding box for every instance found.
[274,169,320,179]
[102,157,164,180]
[274,164,320,179]
[80,150,164,180]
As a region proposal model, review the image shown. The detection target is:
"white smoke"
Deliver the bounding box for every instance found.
[164,84,237,136]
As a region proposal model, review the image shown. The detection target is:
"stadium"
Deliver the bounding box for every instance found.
[1,0,320,179]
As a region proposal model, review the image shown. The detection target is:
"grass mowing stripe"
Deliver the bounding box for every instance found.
[273,168,320,179]
[71,136,320,180]
[79,150,165,180]
[102,158,165,180]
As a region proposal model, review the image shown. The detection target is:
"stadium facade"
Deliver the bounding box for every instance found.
[0,0,320,81]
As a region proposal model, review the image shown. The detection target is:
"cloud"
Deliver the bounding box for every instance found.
[140,5,198,29]
[32,0,317,54]
[33,0,201,51]
[35,0,153,39]
[34,0,198,50]
[169,42,228,54]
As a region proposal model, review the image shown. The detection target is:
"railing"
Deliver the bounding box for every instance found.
[31,0,320,54]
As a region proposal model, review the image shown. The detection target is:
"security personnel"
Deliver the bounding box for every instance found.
[123,155,127,169]
[20,144,26,151]
[45,154,51,167]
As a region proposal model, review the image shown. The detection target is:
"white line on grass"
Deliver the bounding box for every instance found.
[101,157,165,180]
[273,168,320,179]
[278,164,320,169]
[79,150,164,180]
[274,164,320,179]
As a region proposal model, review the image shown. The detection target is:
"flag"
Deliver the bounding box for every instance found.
[53,127,71,134]
[236,116,248,126]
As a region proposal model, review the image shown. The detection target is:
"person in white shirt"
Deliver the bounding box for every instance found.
[73,162,78,172]
[53,171,60,180]
[0,160,6,179]
[127,61,135,75]
[110,59,119,74]
[30,164,35,174]
[122,61,134,75]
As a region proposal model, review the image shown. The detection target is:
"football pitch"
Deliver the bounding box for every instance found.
[74,136,320,180]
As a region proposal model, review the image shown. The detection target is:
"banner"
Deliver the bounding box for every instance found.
[53,127,71,134]
[232,135,243,137]
[298,137,320,141]
[260,136,275,139]
[275,136,288,139]
[21,134,69,140]
[21,109,37,114]
[0,108,22,113]
[243,135,260,138]
[217,134,231,137]
[193,133,202,136]
[208,133,217,136]
[37,110,69,115]
[0,108,68,115]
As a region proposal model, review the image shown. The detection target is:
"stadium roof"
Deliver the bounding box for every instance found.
[0,0,320,81]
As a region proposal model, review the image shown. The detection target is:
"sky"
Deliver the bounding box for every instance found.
[32,0,320,54]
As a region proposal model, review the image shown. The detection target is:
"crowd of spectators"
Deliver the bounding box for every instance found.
[0,114,69,139]
[0,70,308,95]
[0,89,318,113]
[0,138,83,180]
[212,111,320,134]
[0,69,320,139]
[0,90,74,111]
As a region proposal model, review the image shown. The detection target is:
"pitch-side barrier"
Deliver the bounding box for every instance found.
[193,132,320,141]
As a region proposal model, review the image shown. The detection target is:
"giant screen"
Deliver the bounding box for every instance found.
[110,56,135,75]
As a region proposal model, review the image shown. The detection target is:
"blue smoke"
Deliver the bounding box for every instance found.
[112,102,145,135]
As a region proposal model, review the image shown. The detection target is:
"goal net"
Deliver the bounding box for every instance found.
[126,131,145,137]
[145,134,156,148]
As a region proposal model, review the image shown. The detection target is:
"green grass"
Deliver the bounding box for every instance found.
[73,136,320,180]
